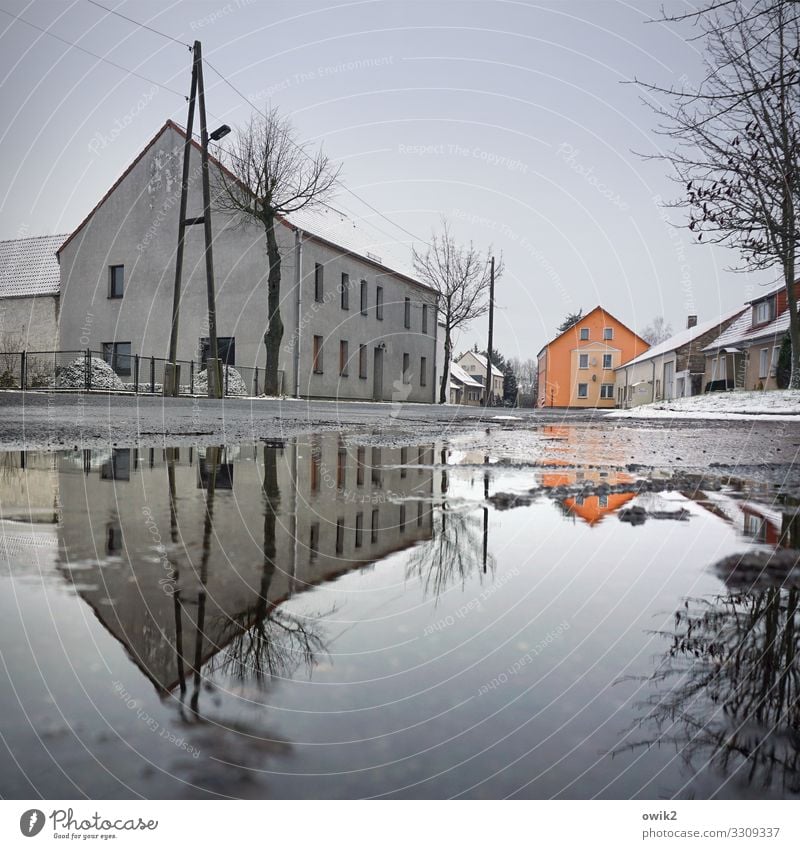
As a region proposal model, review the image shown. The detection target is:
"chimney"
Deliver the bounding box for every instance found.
[687,315,698,329]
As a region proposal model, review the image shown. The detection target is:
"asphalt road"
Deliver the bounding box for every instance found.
[1,391,800,492]
[0,390,600,449]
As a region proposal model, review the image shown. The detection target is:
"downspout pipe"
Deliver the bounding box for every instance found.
[293,228,303,398]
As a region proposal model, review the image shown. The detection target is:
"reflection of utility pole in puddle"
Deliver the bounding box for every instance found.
[483,455,489,574]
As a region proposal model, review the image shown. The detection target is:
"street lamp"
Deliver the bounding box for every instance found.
[209,124,230,142]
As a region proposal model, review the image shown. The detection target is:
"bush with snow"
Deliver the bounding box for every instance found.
[55,356,125,391]
[193,364,247,396]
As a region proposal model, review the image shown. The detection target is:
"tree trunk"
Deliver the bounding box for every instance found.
[785,268,800,390]
[439,326,452,404]
[263,215,284,395]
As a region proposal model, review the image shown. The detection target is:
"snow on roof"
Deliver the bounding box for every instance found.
[621,306,746,368]
[458,350,503,378]
[703,306,789,352]
[449,361,483,387]
[0,234,66,298]
[287,204,433,293]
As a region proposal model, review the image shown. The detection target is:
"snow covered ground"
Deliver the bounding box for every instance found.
[608,390,800,420]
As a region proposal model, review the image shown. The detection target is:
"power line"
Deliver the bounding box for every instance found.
[78,0,430,248]
[0,6,189,100]
[85,0,191,49]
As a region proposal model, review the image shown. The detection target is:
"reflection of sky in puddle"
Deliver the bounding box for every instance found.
[0,435,797,799]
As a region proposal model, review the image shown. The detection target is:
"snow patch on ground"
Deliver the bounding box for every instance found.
[608,390,800,420]
[55,357,125,391]
[193,365,247,396]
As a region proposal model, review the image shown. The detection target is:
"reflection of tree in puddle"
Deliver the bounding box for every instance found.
[619,583,800,796]
[405,457,494,599]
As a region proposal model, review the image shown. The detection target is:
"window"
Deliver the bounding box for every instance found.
[360,280,368,314]
[101,448,131,481]
[335,518,344,554]
[771,346,780,372]
[602,353,613,369]
[577,383,588,398]
[420,356,427,386]
[359,344,368,379]
[310,441,321,492]
[422,304,428,334]
[339,340,349,377]
[580,327,589,341]
[337,442,346,490]
[600,383,614,399]
[376,285,383,320]
[356,446,366,486]
[109,265,124,299]
[102,341,132,376]
[603,327,613,340]
[313,335,323,373]
[371,447,382,486]
[759,347,769,379]
[340,273,349,309]
[355,512,363,548]
[754,298,774,324]
[579,353,589,369]
[199,336,235,368]
[399,504,406,533]
[314,263,323,302]
[371,508,379,544]
[717,356,727,381]
[402,353,410,383]
[404,297,411,328]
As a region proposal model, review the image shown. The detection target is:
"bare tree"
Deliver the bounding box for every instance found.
[641,315,673,345]
[413,219,501,403]
[636,0,800,386]
[215,108,340,394]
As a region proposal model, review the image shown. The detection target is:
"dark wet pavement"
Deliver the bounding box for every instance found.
[1,426,798,799]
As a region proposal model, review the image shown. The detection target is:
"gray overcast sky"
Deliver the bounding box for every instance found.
[0,0,776,361]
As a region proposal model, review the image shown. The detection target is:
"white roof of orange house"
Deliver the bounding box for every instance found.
[0,234,66,298]
[621,306,746,368]
[703,305,789,352]
[449,361,483,388]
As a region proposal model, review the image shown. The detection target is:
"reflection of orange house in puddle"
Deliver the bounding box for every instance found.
[741,502,782,545]
[539,465,636,526]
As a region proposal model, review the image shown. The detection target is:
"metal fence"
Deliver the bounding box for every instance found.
[1,349,273,397]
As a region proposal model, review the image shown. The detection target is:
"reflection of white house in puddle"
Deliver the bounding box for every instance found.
[692,491,785,546]
[54,440,435,694]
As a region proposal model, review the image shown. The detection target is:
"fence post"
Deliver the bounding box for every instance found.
[85,349,91,392]
[20,351,26,390]
[134,355,139,393]
[150,357,155,393]
[254,366,258,397]
[190,360,194,395]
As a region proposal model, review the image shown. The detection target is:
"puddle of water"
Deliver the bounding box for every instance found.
[0,435,797,799]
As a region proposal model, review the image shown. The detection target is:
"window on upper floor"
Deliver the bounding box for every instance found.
[602,353,613,369]
[314,263,324,302]
[579,328,589,341]
[360,280,368,314]
[754,297,775,325]
[109,265,124,299]
[603,327,613,340]
[340,273,349,310]
[422,304,428,334]
[376,286,384,320]
[579,353,589,369]
[404,297,411,329]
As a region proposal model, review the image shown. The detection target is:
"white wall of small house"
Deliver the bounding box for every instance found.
[0,295,59,353]
[58,124,437,402]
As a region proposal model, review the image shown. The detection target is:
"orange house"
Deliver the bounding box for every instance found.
[537,306,649,408]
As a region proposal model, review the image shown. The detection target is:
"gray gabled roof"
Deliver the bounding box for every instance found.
[621,306,746,368]
[0,234,66,298]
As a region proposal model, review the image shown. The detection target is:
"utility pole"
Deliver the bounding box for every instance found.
[165,40,228,399]
[484,255,495,407]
